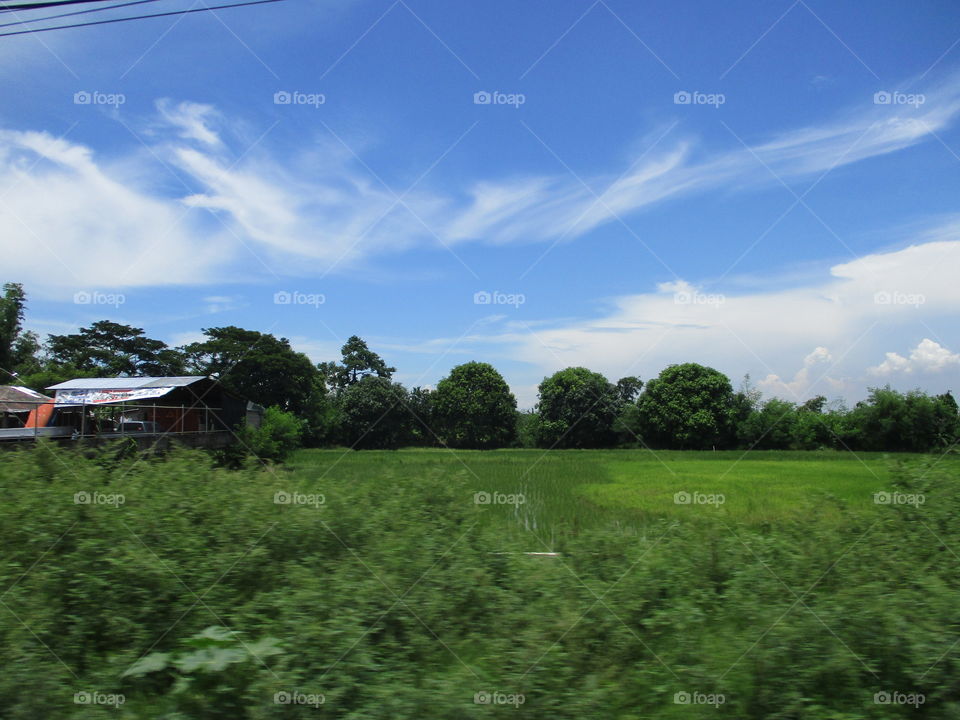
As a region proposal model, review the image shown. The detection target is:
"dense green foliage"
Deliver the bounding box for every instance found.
[182,327,317,415]
[240,406,304,464]
[636,363,737,449]
[47,321,186,377]
[0,282,27,376]
[431,362,517,449]
[318,335,396,393]
[536,367,621,448]
[3,284,959,454]
[1,445,959,718]
[338,376,411,449]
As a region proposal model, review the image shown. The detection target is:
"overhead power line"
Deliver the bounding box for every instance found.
[0,0,286,36]
[0,0,141,12]
[0,0,160,28]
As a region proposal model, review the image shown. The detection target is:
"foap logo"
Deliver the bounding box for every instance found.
[473,691,525,707]
[274,290,325,308]
[674,289,725,308]
[874,690,925,707]
[873,290,925,308]
[274,690,325,707]
[273,90,326,107]
[73,90,126,107]
[473,90,526,108]
[874,91,925,108]
[74,491,125,507]
[674,491,725,507]
[674,90,725,108]
[673,691,725,708]
[74,691,125,707]
[474,491,525,507]
[274,491,325,507]
[873,491,925,507]
[473,290,525,308]
[73,290,125,308]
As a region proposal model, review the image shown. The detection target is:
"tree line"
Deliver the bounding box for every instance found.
[1,282,958,456]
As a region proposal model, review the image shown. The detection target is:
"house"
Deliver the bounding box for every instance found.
[0,385,52,428]
[44,376,263,436]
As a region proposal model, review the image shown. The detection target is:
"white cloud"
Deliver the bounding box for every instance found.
[868,338,960,376]
[157,100,222,146]
[202,295,243,313]
[439,74,960,246]
[3,73,960,295]
[759,347,845,400]
[424,226,960,403]
[0,128,232,296]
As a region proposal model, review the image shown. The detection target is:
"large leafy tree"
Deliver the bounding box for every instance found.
[319,336,395,394]
[338,376,410,449]
[46,320,185,377]
[0,283,29,377]
[535,367,620,448]
[431,362,517,449]
[182,326,318,414]
[637,363,736,449]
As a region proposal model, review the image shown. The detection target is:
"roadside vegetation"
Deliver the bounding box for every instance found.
[0,444,958,717]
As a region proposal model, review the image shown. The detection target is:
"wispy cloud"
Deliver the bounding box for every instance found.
[2,75,960,293]
[441,74,960,246]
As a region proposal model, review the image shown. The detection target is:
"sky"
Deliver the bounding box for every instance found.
[2,0,959,408]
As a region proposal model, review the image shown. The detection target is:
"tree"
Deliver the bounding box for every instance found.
[535,367,620,448]
[46,320,185,377]
[242,406,304,463]
[407,386,436,446]
[0,283,27,377]
[849,387,956,452]
[933,392,960,448]
[182,327,319,414]
[792,396,837,449]
[615,376,643,404]
[637,363,736,449]
[737,398,797,450]
[802,395,827,414]
[431,362,517,449]
[301,375,339,448]
[321,336,396,394]
[338,376,410,449]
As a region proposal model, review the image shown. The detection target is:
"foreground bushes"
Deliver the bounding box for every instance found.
[0,445,959,717]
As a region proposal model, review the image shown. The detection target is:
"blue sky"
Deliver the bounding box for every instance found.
[3,0,960,407]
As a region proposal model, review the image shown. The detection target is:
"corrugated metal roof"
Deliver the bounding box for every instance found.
[46,376,208,390]
[0,385,52,412]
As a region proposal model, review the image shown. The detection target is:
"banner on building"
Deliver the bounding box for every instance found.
[54,387,176,405]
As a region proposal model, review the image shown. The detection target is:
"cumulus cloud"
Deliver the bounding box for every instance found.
[869,339,960,376]
[759,347,845,400]
[417,227,960,404]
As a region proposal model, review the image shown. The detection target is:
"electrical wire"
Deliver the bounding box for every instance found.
[0,0,140,13]
[0,0,285,36]
[0,0,159,28]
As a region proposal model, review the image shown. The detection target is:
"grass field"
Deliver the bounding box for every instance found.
[2,444,959,717]
[286,447,949,538]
